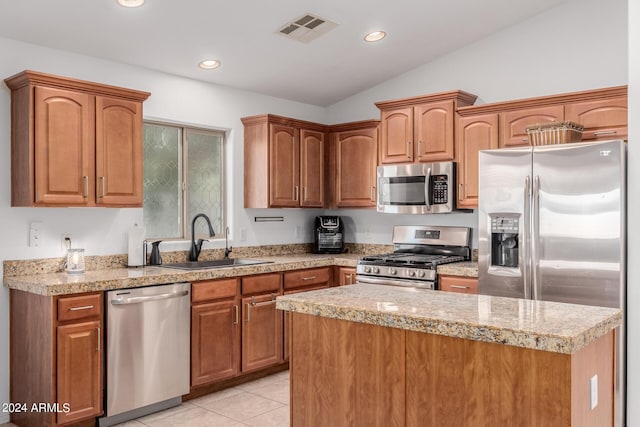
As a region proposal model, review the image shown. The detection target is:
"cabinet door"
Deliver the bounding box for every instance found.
[56,320,102,425]
[242,294,283,372]
[300,129,325,207]
[191,299,240,386]
[565,97,627,141]
[269,124,300,207]
[456,114,499,209]
[414,100,455,162]
[380,107,413,163]
[336,267,357,285]
[500,105,564,148]
[34,86,94,205]
[334,128,378,207]
[439,275,478,294]
[95,96,143,206]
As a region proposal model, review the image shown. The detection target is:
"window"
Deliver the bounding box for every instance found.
[143,122,225,239]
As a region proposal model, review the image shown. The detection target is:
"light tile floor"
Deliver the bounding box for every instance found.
[115,370,290,427]
[0,371,289,427]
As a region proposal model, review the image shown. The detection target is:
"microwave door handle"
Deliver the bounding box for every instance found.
[425,167,432,211]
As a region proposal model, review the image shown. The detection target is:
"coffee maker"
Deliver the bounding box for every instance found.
[313,216,344,254]
[489,213,519,268]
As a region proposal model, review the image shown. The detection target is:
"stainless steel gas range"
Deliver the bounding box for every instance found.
[356,225,471,290]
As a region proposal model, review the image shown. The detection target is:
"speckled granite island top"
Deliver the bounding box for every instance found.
[4,254,362,296]
[276,283,621,354]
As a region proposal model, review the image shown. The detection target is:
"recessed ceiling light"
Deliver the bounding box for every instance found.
[364,31,386,42]
[117,0,145,7]
[198,59,221,70]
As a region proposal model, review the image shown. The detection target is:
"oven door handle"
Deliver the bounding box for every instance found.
[424,167,432,211]
[356,275,435,290]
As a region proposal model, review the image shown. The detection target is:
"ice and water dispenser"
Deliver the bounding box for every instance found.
[490,214,520,268]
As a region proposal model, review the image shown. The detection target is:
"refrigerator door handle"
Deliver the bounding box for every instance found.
[531,175,541,300]
[523,176,531,299]
[424,166,432,211]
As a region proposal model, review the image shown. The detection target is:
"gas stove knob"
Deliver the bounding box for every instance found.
[408,270,416,277]
[389,268,397,275]
[417,270,426,278]
[373,267,380,274]
[364,266,371,273]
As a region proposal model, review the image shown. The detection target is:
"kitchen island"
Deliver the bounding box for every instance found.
[277,284,621,427]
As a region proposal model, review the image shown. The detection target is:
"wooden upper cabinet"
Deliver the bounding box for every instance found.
[376,91,477,165]
[34,86,94,205]
[329,121,379,208]
[455,113,499,209]
[565,96,628,141]
[4,70,150,207]
[414,100,455,161]
[500,105,564,148]
[300,129,325,207]
[269,123,300,207]
[96,96,143,206]
[379,107,413,163]
[242,114,326,208]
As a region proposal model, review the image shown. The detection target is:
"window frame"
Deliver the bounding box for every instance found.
[143,120,227,240]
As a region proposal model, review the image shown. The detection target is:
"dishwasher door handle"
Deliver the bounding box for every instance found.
[111,290,189,305]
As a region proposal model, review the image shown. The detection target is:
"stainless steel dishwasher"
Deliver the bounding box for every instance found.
[99,282,190,427]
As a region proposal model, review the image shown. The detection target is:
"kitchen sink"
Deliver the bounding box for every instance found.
[161,258,273,270]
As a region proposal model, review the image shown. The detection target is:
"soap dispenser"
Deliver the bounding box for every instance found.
[149,240,162,265]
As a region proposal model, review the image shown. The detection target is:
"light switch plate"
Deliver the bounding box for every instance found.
[29,222,42,247]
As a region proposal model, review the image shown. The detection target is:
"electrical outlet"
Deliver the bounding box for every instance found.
[61,234,73,253]
[240,228,247,242]
[590,374,598,410]
[295,225,304,240]
[29,222,43,248]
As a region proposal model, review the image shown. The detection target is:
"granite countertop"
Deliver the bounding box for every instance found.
[276,283,621,354]
[437,261,478,277]
[4,254,362,296]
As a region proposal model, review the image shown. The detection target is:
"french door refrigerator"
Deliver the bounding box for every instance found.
[478,139,626,427]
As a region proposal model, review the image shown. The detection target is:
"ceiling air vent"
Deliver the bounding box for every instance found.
[278,13,338,43]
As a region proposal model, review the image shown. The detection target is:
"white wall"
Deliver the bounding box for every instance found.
[625,0,638,424]
[0,0,631,422]
[328,0,627,124]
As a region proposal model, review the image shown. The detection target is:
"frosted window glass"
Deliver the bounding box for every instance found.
[187,130,224,237]
[143,124,181,239]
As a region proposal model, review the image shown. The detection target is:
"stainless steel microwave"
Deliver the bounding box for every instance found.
[377,162,458,214]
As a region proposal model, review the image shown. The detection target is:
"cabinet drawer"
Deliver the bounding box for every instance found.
[57,293,102,322]
[284,267,331,290]
[439,276,478,294]
[242,273,282,295]
[192,278,239,303]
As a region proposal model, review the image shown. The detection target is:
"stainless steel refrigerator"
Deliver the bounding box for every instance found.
[478,139,626,427]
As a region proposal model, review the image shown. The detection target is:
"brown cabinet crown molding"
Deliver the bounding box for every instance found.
[328,119,381,132]
[4,69,150,102]
[457,85,627,116]
[241,113,327,132]
[374,89,478,110]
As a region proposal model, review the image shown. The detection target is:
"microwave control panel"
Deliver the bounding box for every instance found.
[431,175,448,204]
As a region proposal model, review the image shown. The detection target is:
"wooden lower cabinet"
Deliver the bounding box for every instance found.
[439,275,478,294]
[191,278,240,387]
[10,290,103,427]
[56,321,102,425]
[241,273,284,373]
[290,312,614,427]
[335,266,357,285]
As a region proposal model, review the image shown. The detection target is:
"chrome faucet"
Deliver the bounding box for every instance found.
[189,213,215,261]
[224,226,233,259]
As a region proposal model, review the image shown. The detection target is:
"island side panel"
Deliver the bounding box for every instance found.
[290,313,405,427]
[570,330,614,427]
[405,330,572,427]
